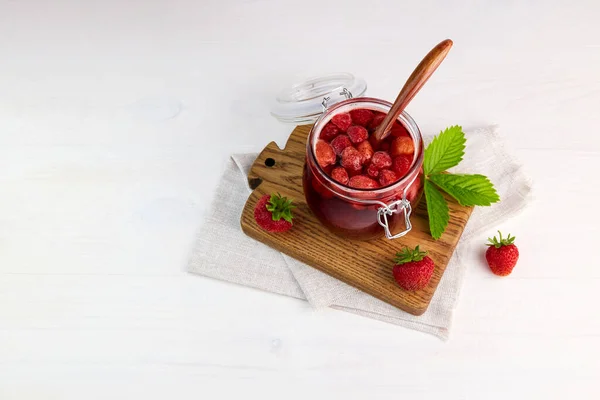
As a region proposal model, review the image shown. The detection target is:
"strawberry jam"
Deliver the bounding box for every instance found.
[303,97,424,240]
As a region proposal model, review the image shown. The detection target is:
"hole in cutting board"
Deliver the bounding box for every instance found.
[265,158,276,167]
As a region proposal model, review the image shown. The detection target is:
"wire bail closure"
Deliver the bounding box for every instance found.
[377,197,413,239]
[321,88,353,112]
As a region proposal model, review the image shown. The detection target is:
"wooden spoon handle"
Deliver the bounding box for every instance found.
[373,39,453,142]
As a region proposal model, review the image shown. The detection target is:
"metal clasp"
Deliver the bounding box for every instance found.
[321,96,331,112]
[377,198,413,240]
[339,88,353,99]
[321,88,353,112]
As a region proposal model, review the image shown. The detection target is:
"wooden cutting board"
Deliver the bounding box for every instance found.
[240,125,473,315]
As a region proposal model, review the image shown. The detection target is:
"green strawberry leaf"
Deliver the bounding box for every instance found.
[266,193,296,222]
[428,173,500,206]
[394,245,428,264]
[423,125,466,175]
[282,209,293,223]
[424,179,449,240]
[487,230,515,248]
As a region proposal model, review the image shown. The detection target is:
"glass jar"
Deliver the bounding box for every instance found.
[303,97,424,241]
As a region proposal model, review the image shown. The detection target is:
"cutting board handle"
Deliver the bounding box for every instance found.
[248,141,282,190]
[247,126,310,193]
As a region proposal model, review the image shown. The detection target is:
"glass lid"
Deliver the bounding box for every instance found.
[270,72,367,124]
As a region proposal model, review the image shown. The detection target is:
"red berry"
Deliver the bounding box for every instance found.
[366,163,380,178]
[392,246,434,291]
[349,109,374,127]
[485,231,519,276]
[320,122,340,141]
[321,164,333,175]
[346,125,368,144]
[371,151,392,169]
[390,122,410,138]
[315,140,336,168]
[340,146,363,173]
[392,155,412,177]
[356,140,374,164]
[331,167,349,185]
[348,175,379,189]
[390,137,414,157]
[331,113,352,131]
[378,169,398,186]
[254,193,294,233]
[330,134,352,156]
[368,113,386,131]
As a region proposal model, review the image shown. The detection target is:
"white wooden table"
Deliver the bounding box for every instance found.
[1,1,599,398]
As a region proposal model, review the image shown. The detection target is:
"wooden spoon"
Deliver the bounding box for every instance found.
[373,39,453,142]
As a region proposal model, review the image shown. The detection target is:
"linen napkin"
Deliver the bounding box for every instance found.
[188,126,532,339]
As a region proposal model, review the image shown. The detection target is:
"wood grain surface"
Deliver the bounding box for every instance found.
[241,125,473,315]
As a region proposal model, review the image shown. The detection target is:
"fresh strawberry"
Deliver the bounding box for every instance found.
[378,169,398,186]
[370,151,393,170]
[254,193,295,233]
[392,155,412,177]
[356,140,374,164]
[315,140,336,168]
[390,136,414,157]
[392,246,434,291]
[348,175,379,189]
[349,109,374,127]
[331,167,349,185]
[340,146,363,173]
[331,113,352,131]
[346,125,368,144]
[368,113,386,131]
[330,134,353,156]
[320,122,340,141]
[485,231,519,276]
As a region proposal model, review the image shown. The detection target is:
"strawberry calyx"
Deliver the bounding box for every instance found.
[266,193,296,222]
[487,230,516,248]
[394,245,428,265]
